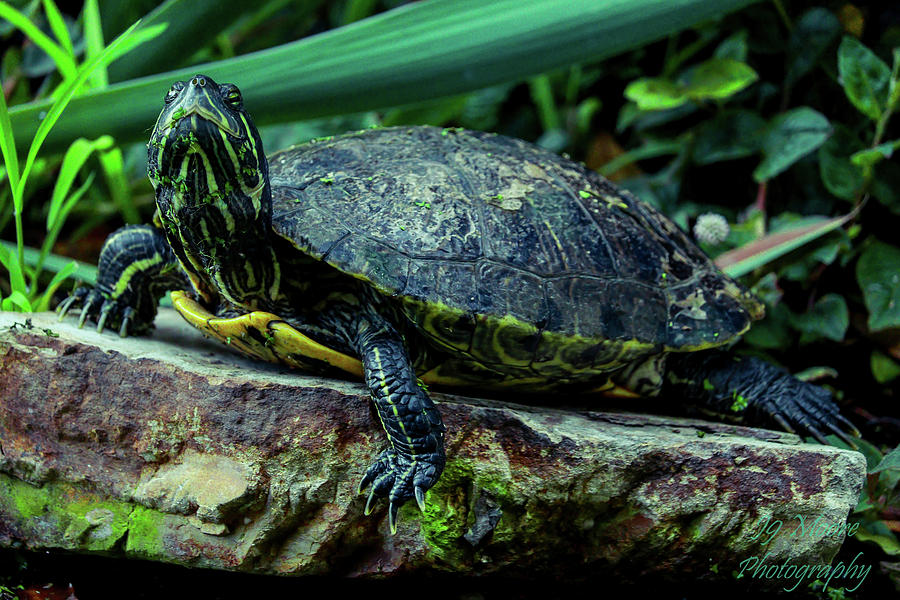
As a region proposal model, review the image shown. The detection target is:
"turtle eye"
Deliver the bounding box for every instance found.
[165,81,185,104]
[222,85,242,108]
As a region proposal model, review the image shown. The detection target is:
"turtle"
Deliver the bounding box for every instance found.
[59,74,857,533]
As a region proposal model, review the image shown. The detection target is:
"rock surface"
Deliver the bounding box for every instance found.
[0,309,866,582]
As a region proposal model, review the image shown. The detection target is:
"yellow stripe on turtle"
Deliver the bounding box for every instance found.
[171,291,645,398]
[171,290,364,377]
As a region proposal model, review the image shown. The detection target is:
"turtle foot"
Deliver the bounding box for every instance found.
[755,376,860,449]
[358,448,444,534]
[57,286,146,337]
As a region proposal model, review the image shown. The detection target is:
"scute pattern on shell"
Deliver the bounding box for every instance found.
[267,126,762,351]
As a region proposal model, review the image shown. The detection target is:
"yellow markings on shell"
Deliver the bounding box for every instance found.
[543,219,569,270]
[113,254,163,297]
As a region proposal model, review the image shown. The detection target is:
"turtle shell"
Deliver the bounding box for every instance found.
[267,126,762,378]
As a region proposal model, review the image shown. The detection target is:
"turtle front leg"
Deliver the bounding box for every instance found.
[353,319,446,534]
[58,224,187,336]
[663,351,859,446]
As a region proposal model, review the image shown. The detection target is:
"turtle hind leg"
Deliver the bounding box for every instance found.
[58,224,187,336]
[663,350,860,446]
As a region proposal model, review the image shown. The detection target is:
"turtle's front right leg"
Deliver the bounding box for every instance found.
[57,224,187,336]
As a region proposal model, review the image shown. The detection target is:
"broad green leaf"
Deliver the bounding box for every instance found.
[681,58,758,100]
[713,30,748,62]
[785,8,840,88]
[9,0,761,156]
[857,240,900,332]
[792,293,848,344]
[850,140,899,175]
[742,302,792,350]
[837,36,891,121]
[624,78,687,110]
[753,107,831,182]
[871,351,900,384]
[106,0,263,82]
[871,445,900,473]
[818,124,865,200]
[692,109,766,164]
[854,525,900,556]
[715,211,855,278]
[871,160,900,214]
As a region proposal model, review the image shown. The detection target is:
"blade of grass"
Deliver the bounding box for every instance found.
[82,0,108,88]
[42,0,75,60]
[33,171,96,289]
[97,145,138,223]
[0,69,26,293]
[106,0,263,82]
[0,239,98,285]
[34,259,76,311]
[0,0,76,80]
[15,20,167,203]
[715,210,857,277]
[46,136,112,232]
[9,0,761,156]
[1,289,33,311]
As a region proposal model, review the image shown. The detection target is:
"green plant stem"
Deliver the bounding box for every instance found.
[770,0,792,31]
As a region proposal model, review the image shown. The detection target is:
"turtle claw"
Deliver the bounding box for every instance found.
[358,448,443,534]
[57,287,148,337]
[77,301,94,328]
[56,294,80,320]
[364,487,377,516]
[388,502,400,535]
[414,486,427,512]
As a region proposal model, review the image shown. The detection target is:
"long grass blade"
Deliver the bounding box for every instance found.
[42,0,75,60]
[106,0,263,83]
[35,260,77,311]
[9,0,761,156]
[15,20,166,202]
[0,1,76,79]
[83,0,108,88]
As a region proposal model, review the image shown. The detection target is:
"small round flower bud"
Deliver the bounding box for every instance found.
[693,213,730,245]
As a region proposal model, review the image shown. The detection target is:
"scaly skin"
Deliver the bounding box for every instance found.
[59,74,448,533]
[57,225,187,336]
[664,351,859,446]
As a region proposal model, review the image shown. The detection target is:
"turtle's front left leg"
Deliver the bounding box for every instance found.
[57,224,188,336]
[352,318,446,534]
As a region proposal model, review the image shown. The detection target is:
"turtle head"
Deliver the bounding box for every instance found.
[148,74,269,223]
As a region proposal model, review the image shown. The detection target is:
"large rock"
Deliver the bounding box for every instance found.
[0,309,866,582]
